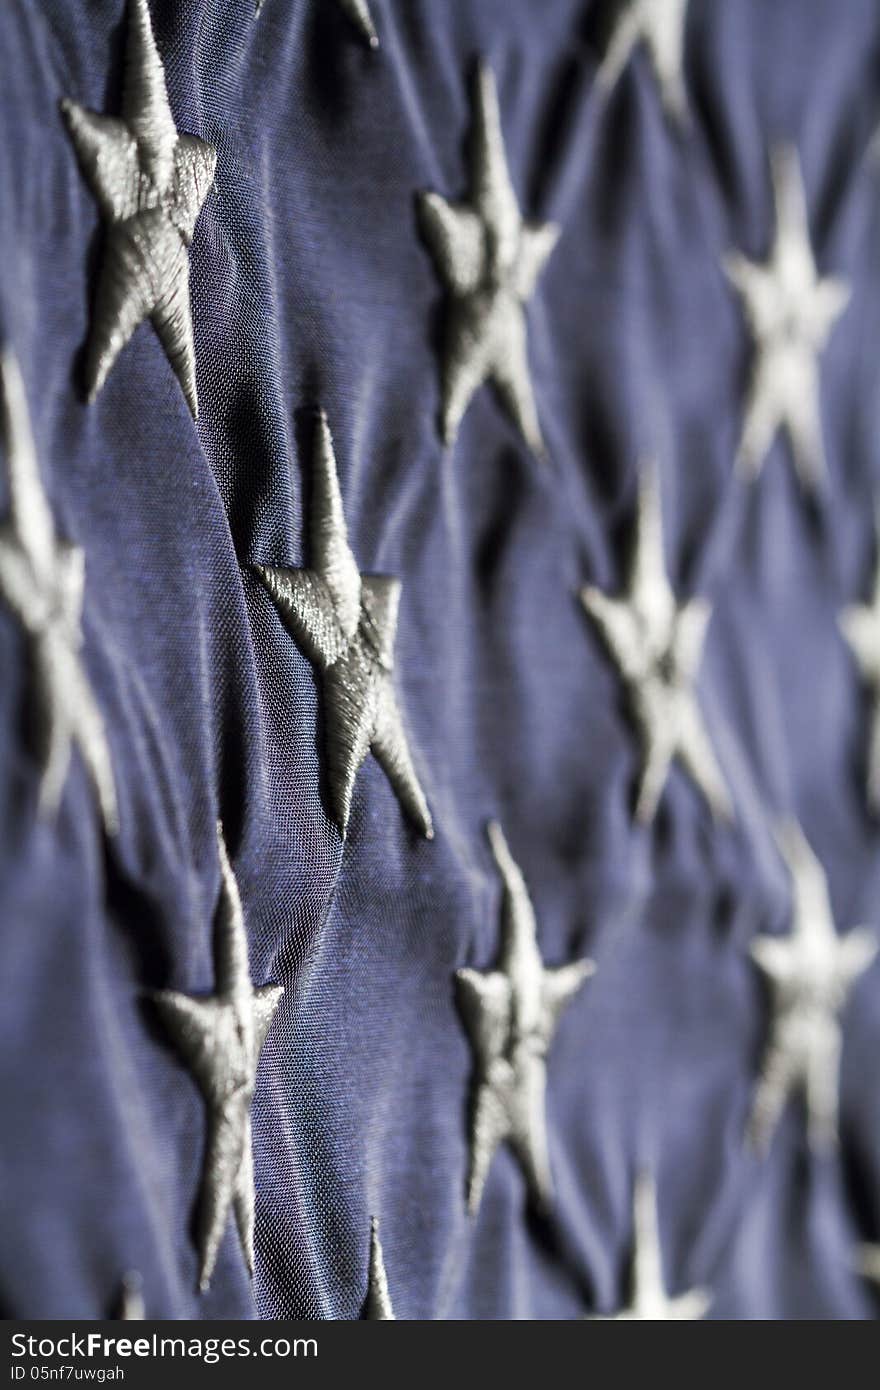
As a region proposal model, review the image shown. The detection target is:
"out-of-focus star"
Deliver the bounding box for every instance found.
[255,412,432,839]
[61,0,216,416]
[363,1219,395,1318]
[748,821,877,1152]
[591,1174,710,1320]
[724,146,850,492]
[839,513,880,814]
[0,349,117,831]
[580,463,731,824]
[418,63,559,454]
[154,824,283,1291]
[456,822,594,1216]
[598,0,690,121]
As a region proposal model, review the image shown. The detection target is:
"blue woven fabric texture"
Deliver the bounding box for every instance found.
[0,0,879,1319]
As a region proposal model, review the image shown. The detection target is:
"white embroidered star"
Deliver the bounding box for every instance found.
[839,516,880,814]
[456,822,594,1216]
[598,0,690,121]
[61,0,216,417]
[748,821,877,1153]
[254,412,433,839]
[591,1174,710,1320]
[364,1218,395,1319]
[153,824,283,1291]
[724,146,850,492]
[0,350,117,832]
[418,63,559,455]
[579,463,731,824]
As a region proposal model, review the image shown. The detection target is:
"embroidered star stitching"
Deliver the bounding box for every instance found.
[254,413,433,839]
[153,824,283,1291]
[456,822,594,1216]
[62,0,216,416]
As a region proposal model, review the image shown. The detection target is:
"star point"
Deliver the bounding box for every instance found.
[724,145,850,492]
[0,350,117,832]
[456,822,594,1216]
[363,1218,395,1319]
[153,824,283,1291]
[580,463,731,825]
[418,63,558,454]
[598,0,690,122]
[62,0,216,416]
[338,0,379,47]
[747,821,877,1153]
[591,1173,710,1320]
[255,414,432,839]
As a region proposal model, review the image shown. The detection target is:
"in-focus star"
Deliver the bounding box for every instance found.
[580,463,731,824]
[598,0,690,121]
[154,824,284,1291]
[418,63,559,455]
[456,822,594,1216]
[839,516,880,814]
[591,1174,710,1320]
[0,350,117,831]
[254,412,433,839]
[724,146,850,492]
[363,1218,395,1319]
[61,0,216,417]
[748,821,877,1153]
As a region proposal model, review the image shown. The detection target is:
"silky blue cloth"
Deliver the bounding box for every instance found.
[0,0,879,1319]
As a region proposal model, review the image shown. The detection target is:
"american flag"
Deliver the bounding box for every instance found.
[1,0,879,1322]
